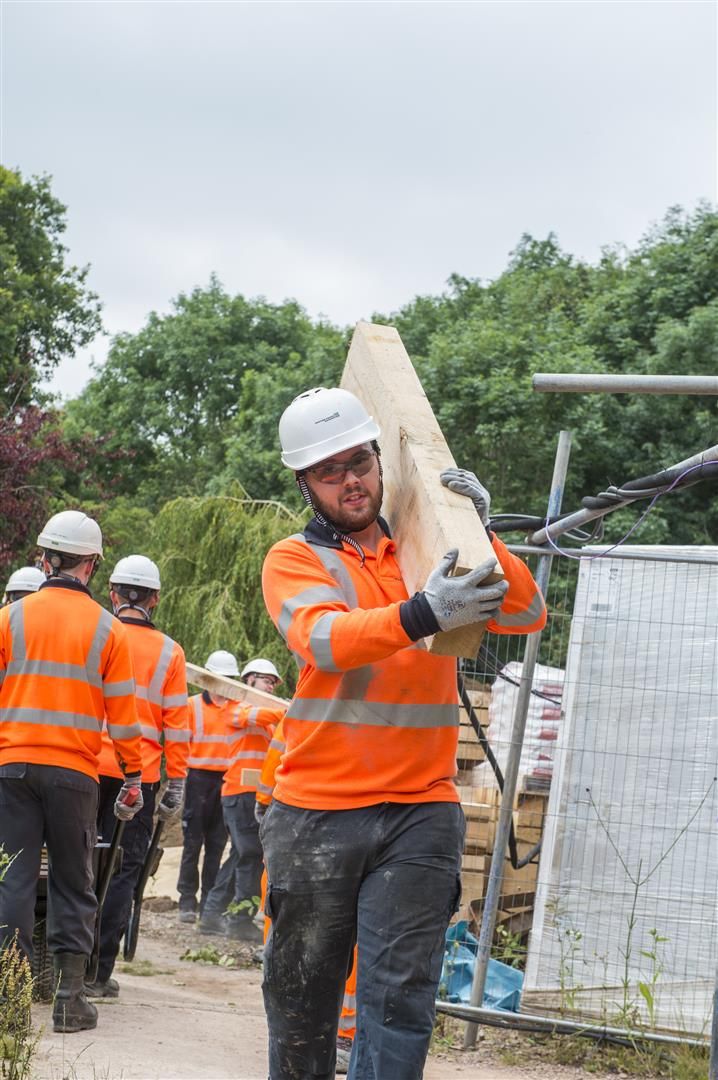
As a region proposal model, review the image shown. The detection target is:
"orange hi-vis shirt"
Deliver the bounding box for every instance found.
[0,579,142,781]
[255,718,286,807]
[222,704,285,797]
[262,518,546,810]
[97,618,190,783]
[187,693,236,772]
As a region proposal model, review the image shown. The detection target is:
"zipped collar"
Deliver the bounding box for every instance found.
[303,515,392,553]
[39,578,92,597]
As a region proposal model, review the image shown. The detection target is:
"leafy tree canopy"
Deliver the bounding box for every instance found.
[0,167,101,408]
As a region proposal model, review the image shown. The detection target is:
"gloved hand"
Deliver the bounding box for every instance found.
[158,778,185,820]
[114,774,144,821]
[423,550,508,632]
[441,468,491,527]
[254,800,268,825]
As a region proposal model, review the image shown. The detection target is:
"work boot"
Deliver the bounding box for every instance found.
[178,909,196,925]
[225,916,263,944]
[84,976,119,998]
[335,1037,353,1074]
[52,953,98,1033]
[198,913,224,936]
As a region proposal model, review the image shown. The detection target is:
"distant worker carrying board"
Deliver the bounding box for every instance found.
[260,387,546,1079]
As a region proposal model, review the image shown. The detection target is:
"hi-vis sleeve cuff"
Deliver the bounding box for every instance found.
[486,534,547,635]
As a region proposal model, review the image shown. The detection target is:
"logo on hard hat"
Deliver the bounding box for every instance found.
[315,412,341,425]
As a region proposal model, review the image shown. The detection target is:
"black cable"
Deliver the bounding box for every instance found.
[457,670,542,870]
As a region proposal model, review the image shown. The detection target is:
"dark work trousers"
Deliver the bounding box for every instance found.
[0,762,99,959]
[177,769,227,914]
[261,800,465,1080]
[201,847,239,919]
[96,775,159,983]
[203,793,263,919]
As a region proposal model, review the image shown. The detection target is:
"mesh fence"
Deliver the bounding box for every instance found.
[457,545,718,1038]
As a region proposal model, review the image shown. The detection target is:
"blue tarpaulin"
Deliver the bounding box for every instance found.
[438,920,523,1012]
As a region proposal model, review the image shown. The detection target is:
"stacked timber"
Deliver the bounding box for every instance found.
[456,686,550,936]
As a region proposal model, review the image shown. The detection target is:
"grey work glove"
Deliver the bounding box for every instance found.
[114,774,144,821]
[441,468,491,527]
[254,800,268,825]
[423,550,509,632]
[158,777,185,820]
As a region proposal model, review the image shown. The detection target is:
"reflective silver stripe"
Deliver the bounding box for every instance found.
[92,609,115,687]
[0,670,4,687]
[148,634,175,702]
[231,750,265,760]
[285,698,459,729]
[8,602,26,662]
[493,589,545,628]
[309,543,360,608]
[268,739,285,752]
[6,659,88,680]
[192,695,203,740]
[247,707,259,723]
[165,728,191,743]
[244,725,271,740]
[162,693,188,708]
[277,584,344,641]
[135,686,149,701]
[203,733,234,744]
[341,992,356,1009]
[0,707,102,732]
[103,679,135,698]
[338,1021,355,1035]
[256,781,273,796]
[309,611,342,672]
[107,722,142,740]
[188,756,232,768]
[140,723,159,741]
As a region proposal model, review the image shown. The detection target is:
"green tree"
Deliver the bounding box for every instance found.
[0,167,101,406]
[66,280,345,506]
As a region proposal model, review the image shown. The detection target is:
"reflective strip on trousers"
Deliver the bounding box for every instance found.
[285,699,459,728]
[493,589,545,628]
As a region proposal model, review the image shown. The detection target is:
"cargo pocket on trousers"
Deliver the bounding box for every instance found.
[0,763,27,804]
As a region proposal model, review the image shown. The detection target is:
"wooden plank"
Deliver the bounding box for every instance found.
[185,663,289,709]
[340,321,503,658]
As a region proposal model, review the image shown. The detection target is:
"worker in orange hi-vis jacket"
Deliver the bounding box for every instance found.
[86,555,190,1001]
[0,511,144,1036]
[260,387,547,1080]
[200,659,285,942]
[176,650,240,922]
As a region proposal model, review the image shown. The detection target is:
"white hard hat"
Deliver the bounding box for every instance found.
[5,566,45,595]
[37,510,103,558]
[205,650,240,677]
[279,387,380,471]
[240,658,282,682]
[110,555,161,591]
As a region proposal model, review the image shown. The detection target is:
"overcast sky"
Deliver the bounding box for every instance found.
[2,0,716,397]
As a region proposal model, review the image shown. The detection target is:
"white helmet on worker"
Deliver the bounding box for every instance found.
[279,387,380,471]
[240,658,282,683]
[4,566,45,597]
[37,510,103,558]
[205,650,240,677]
[110,555,161,591]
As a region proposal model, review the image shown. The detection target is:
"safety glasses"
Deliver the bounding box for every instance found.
[308,449,377,485]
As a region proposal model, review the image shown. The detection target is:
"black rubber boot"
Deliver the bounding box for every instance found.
[52,953,98,1033]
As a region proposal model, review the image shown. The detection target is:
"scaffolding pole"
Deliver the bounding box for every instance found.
[532,373,718,395]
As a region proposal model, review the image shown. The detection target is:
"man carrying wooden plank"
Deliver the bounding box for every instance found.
[260,386,546,1079]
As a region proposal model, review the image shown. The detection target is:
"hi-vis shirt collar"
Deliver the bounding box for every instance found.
[39,578,92,597]
[304,515,392,554]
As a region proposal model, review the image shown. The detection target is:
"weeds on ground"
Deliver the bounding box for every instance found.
[0,941,37,1080]
[497,1030,708,1079]
[118,960,175,977]
[180,945,238,967]
[225,895,261,920]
